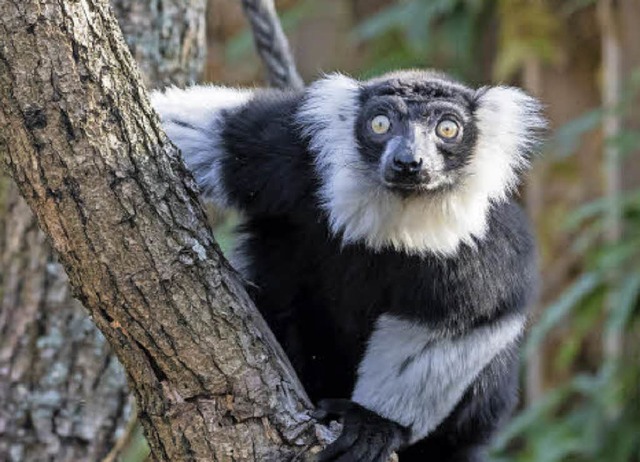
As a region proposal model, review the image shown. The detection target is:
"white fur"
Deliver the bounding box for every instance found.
[472,86,545,203]
[297,75,544,256]
[352,314,526,442]
[151,85,254,207]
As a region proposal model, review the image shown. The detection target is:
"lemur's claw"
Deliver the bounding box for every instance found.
[314,399,409,462]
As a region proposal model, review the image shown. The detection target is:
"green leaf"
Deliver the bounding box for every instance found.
[554,291,604,370]
[405,0,457,54]
[593,239,640,271]
[492,384,571,452]
[525,272,601,357]
[564,189,640,231]
[569,218,604,254]
[606,271,640,336]
[351,1,417,42]
[547,108,603,159]
[607,131,640,157]
[212,212,240,256]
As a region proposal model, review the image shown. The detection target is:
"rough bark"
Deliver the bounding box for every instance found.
[0,183,130,462]
[524,5,603,386]
[111,0,207,88]
[0,1,323,460]
[618,0,640,191]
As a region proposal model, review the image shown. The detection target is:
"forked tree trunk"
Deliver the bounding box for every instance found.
[0,1,208,460]
[0,0,323,460]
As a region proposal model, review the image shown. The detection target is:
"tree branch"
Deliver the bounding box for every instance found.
[241,0,305,90]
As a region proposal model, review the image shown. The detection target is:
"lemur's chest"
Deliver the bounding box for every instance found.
[318,240,481,313]
[239,215,504,399]
[239,212,499,327]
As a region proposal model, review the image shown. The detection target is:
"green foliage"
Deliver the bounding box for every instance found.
[121,425,150,462]
[524,272,602,359]
[212,211,241,256]
[494,0,561,80]
[352,0,491,82]
[547,108,603,159]
[494,364,640,462]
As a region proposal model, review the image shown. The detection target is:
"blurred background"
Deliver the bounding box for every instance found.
[1,0,638,461]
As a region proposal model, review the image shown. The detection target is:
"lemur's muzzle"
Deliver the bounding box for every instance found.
[382,136,430,189]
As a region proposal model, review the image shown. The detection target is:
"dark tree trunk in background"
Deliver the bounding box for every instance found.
[0,0,326,460]
[111,0,207,88]
[0,183,130,462]
[523,5,603,387]
[0,1,206,461]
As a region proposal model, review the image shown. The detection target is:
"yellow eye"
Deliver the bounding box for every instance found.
[370,115,391,135]
[436,119,459,140]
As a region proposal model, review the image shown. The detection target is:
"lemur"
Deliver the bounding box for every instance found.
[151,69,545,462]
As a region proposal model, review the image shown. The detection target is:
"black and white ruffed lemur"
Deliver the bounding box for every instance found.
[151,70,545,462]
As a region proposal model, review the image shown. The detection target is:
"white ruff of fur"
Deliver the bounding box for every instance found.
[151,85,253,207]
[352,313,526,442]
[298,75,544,256]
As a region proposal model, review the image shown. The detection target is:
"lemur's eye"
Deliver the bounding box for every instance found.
[370,115,391,135]
[436,119,459,140]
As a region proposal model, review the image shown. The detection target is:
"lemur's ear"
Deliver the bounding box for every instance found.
[474,86,547,165]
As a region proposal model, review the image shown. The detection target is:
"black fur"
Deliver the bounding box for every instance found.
[315,399,411,462]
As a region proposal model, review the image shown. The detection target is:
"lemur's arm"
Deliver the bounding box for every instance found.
[352,312,525,443]
[316,312,526,461]
[151,86,310,215]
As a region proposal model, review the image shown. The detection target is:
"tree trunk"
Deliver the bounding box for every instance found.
[0,1,322,460]
[0,182,131,462]
[1,1,209,461]
[111,0,207,88]
[524,5,603,386]
[598,0,623,363]
[522,56,545,405]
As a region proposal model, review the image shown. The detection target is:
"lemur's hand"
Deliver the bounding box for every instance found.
[313,399,409,462]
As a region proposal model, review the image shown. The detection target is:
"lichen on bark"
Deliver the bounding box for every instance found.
[0,182,132,462]
[111,0,207,88]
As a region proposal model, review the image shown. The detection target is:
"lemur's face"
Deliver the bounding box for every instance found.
[356,76,477,196]
[299,70,544,254]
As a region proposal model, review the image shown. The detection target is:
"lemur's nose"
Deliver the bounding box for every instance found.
[392,152,423,174]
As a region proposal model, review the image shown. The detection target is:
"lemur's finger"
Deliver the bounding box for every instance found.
[317,426,360,461]
[335,433,369,462]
